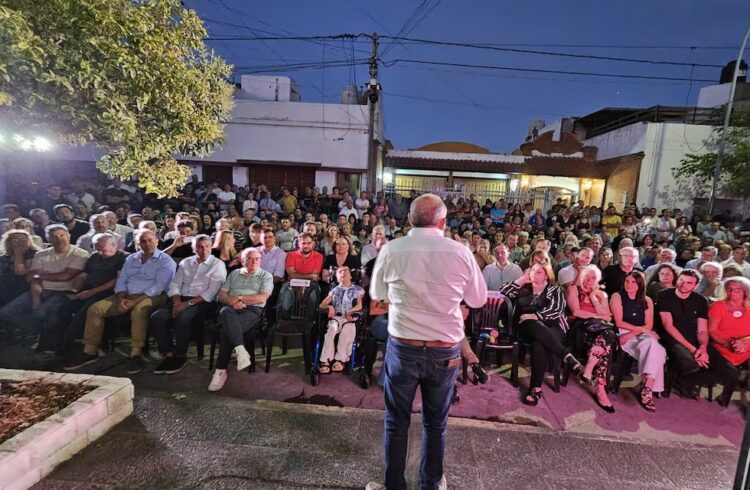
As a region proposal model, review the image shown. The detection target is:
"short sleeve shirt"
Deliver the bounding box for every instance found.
[32,245,89,291]
[285,250,324,275]
[329,284,365,315]
[221,268,274,307]
[657,289,708,346]
[82,251,127,290]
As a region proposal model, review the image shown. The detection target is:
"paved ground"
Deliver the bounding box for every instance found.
[1,341,746,488]
[36,394,740,489]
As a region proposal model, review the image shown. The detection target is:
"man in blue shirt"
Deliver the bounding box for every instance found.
[64,229,176,374]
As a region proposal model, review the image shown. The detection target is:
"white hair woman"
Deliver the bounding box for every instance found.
[566,264,617,412]
[696,261,724,300]
[361,225,387,266]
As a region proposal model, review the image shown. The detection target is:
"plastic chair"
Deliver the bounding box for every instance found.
[471,293,520,387]
[264,280,321,379]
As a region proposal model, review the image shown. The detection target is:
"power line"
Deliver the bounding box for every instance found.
[395,63,707,86]
[386,41,738,50]
[207,34,362,41]
[233,59,370,74]
[379,35,724,68]
[381,58,717,82]
[383,91,574,116]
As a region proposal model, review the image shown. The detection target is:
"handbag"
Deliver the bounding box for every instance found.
[581,318,617,345]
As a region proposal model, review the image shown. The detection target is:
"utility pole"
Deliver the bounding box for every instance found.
[365,32,381,195]
[708,25,750,216]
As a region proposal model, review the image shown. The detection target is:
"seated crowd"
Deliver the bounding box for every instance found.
[1,176,750,411]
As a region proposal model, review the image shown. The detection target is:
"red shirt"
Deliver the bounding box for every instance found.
[711,300,750,366]
[285,250,324,275]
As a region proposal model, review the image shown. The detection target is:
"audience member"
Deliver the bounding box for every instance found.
[151,235,227,374]
[209,248,273,391]
[63,229,175,374]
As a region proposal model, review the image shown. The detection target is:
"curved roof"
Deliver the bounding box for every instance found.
[413,141,490,154]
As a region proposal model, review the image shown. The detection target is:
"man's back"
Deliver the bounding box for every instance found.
[371,228,486,343]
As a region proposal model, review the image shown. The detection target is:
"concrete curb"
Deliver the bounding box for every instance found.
[0,369,134,490]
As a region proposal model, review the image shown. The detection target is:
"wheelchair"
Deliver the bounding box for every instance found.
[309,267,369,387]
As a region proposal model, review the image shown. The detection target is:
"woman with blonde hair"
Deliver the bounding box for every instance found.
[567,265,618,412]
[212,230,241,272]
[0,229,40,306]
[12,217,44,248]
[499,262,583,405]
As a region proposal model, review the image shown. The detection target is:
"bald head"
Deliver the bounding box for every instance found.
[409,193,447,228]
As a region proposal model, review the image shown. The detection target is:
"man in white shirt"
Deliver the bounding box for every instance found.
[555,247,592,287]
[483,244,523,290]
[354,191,370,219]
[722,245,750,278]
[77,214,126,252]
[368,194,487,490]
[150,235,227,374]
[339,199,358,220]
[216,184,237,211]
[654,209,675,243]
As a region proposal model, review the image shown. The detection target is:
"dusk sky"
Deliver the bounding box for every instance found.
[188,0,750,153]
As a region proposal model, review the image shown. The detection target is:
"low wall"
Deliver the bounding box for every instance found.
[0,370,134,490]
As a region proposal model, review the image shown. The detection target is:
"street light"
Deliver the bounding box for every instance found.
[0,130,54,206]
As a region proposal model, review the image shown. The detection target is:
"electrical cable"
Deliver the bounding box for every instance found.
[379,35,724,68]
[380,58,717,82]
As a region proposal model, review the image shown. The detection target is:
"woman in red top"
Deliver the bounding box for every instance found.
[708,277,750,407]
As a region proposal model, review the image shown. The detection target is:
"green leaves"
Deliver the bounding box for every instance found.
[0,0,234,197]
[673,110,750,199]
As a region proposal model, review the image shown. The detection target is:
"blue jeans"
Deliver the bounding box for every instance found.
[383,338,460,490]
[0,290,71,349]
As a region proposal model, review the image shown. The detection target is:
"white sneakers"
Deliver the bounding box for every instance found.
[208,346,252,392]
[235,345,252,371]
[366,475,446,490]
[208,369,227,391]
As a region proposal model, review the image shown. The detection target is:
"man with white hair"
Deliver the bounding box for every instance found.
[77,214,125,252]
[208,248,273,392]
[63,229,176,374]
[601,246,640,297]
[368,193,487,490]
[644,248,681,282]
[60,233,128,355]
[150,234,227,375]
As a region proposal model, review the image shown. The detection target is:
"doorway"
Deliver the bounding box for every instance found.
[336,172,362,196]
